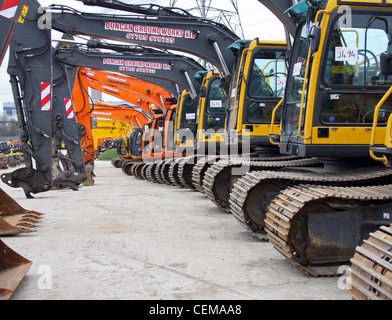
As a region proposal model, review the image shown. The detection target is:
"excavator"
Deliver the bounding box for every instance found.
[339,53,392,299]
[133,103,182,182]
[91,101,150,132]
[81,67,172,159]
[55,2,294,192]
[224,0,392,277]
[67,51,204,176]
[55,41,206,174]
[89,101,146,156]
[92,118,132,151]
[43,0,240,180]
[195,39,306,210]
[65,2,295,199]
[0,0,227,300]
[171,70,232,189]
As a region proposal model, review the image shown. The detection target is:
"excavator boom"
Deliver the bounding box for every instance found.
[80,0,193,18]
[257,0,296,37]
[48,4,239,75]
[84,68,173,112]
[55,45,206,99]
[91,101,150,129]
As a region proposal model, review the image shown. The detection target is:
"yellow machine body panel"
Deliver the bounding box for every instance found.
[280,0,392,158]
[174,90,196,152]
[226,39,287,149]
[196,71,227,147]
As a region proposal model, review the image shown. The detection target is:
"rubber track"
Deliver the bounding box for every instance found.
[264,182,392,277]
[349,224,392,299]
[203,157,319,212]
[132,162,146,179]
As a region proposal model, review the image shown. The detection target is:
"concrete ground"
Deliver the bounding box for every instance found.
[1,160,352,300]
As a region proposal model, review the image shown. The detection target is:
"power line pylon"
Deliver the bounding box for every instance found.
[167,0,245,39]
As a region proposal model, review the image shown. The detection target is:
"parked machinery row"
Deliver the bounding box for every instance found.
[0,0,391,300]
[111,0,392,300]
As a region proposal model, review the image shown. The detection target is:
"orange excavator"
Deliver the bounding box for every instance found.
[90,101,151,156]
[71,66,176,183]
[54,41,206,169]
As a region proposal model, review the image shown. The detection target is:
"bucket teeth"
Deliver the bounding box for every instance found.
[0,188,44,236]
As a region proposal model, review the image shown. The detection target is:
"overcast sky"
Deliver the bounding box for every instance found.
[0,0,286,107]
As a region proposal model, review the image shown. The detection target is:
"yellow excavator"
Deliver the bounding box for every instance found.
[231,0,392,278]
[346,53,392,299]
[197,39,298,210]
[168,70,230,188]
[92,119,133,152]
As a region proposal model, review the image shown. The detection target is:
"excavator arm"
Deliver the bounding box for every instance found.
[72,66,178,164]
[82,67,172,116]
[257,0,297,37]
[5,0,55,197]
[84,68,174,111]
[3,0,88,197]
[55,45,206,99]
[91,101,150,128]
[46,3,239,76]
[79,0,193,18]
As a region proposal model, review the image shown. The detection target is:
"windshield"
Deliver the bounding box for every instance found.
[247,49,286,124]
[248,50,286,98]
[321,12,392,125]
[284,10,392,135]
[324,15,392,86]
[205,77,227,131]
[206,78,227,114]
[180,94,196,126]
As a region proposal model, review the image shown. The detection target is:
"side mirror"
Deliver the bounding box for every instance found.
[380,52,392,75]
[309,26,321,54]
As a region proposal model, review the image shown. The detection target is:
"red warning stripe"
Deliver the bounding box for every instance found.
[64,98,74,119]
[41,82,51,111]
[0,0,20,19]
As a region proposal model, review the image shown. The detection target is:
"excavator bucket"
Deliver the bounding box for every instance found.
[0,187,43,235]
[0,239,32,300]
